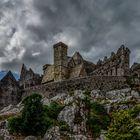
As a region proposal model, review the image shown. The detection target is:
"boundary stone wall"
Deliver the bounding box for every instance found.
[22,76,129,99]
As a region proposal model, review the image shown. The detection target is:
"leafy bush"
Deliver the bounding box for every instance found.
[126,77,133,86]
[43,101,64,119]
[57,121,70,131]
[0,135,4,140]
[86,101,110,138]
[8,94,51,136]
[0,112,21,122]
[8,117,23,134]
[21,94,46,136]
[129,104,140,118]
[106,110,140,140]
[82,95,91,109]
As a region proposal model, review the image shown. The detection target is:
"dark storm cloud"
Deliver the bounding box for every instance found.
[0,0,140,73]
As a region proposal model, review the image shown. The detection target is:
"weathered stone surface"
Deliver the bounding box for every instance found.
[64,95,74,105]
[131,90,140,98]
[1,89,140,139]
[0,121,8,129]
[19,64,41,89]
[42,97,50,105]
[24,136,37,140]
[0,129,14,140]
[96,134,106,140]
[0,105,14,113]
[42,65,54,83]
[92,45,130,76]
[58,105,78,128]
[41,42,140,85]
[57,90,88,137]
[43,126,60,140]
[0,104,21,116]
[0,71,21,110]
[50,93,68,103]
[71,135,88,140]
[105,88,131,100]
[23,76,129,99]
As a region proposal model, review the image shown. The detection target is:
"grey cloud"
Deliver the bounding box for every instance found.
[0,0,140,73]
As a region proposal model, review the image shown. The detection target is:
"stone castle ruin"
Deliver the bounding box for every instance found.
[40,42,137,84]
[19,64,42,89]
[91,45,130,76]
[18,42,140,99]
[1,42,140,109]
[19,42,140,89]
[42,42,95,83]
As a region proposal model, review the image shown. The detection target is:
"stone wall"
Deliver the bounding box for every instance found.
[42,65,54,83]
[0,87,21,110]
[91,45,130,76]
[19,64,42,89]
[22,76,129,99]
[0,71,22,110]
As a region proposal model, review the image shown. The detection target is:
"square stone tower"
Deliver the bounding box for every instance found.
[53,42,68,81]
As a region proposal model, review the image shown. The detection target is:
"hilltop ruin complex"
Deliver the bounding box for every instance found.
[1,42,140,109]
[42,42,131,84]
[19,42,140,87]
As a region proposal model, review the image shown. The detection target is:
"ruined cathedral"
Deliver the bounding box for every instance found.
[42,42,95,83]
[1,41,140,109]
[19,42,140,88]
[41,42,130,84]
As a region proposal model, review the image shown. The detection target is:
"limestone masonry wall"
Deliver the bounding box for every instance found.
[22,76,129,99]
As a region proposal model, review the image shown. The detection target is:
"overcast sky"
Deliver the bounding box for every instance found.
[0,0,140,74]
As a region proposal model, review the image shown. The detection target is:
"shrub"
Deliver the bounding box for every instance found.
[43,101,64,119]
[106,110,140,140]
[129,104,140,118]
[8,94,48,136]
[126,77,134,88]
[82,95,91,109]
[0,135,4,140]
[86,101,110,138]
[8,117,23,134]
[57,121,70,131]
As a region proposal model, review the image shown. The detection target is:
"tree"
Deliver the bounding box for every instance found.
[106,110,140,140]
[8,94,47,136]
[21,94,46,136]
[8,94,65,137]
[86,101,110,138]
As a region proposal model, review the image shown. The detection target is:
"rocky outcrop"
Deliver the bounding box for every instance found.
[0,88,140,140]
[43,88,140,140]
[24,136,37,140]
[43,126,60,140]
[44,90,92,139]
[0,129,14,140]
[0,71,21,110]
